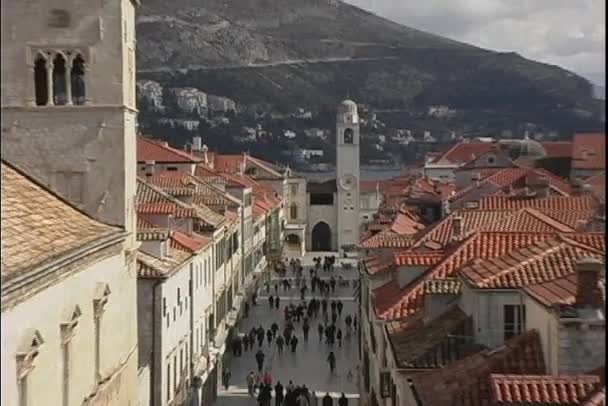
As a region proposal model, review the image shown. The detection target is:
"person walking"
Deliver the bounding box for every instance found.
[275,381,285,406]
[317,323,324,342]
[267,329,274,346]
[269,295,275,308]
[327,351,336,374]
[274,283,279,295]
[302,322,310,342]
[297,391,309,406]
[323,393,333,406]
[321,299,328,314]
[247,371,256,397]
[263,370,273,386]
[222,368,231,390]
[336,328,343,347]
[252,292,258,306]
[243,334,251,351]
[245,301,250,317]
[353,315,357,330]
[337,301,343,317]
[255,349,265,372]
[344,315,352,330]
[276,335,285,354]
[258,384,272,406]
[290,335,299,353]
[271,322,279,338]
[338,393,348,406]
[330,300,337,314]
[275,296,281,309]
[330,277,336,293]
[257,326,265,347]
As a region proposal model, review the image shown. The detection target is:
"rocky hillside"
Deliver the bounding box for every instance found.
[136,0,603,131]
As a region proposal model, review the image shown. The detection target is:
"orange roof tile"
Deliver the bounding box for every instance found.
[573,133,606,170]
[137,137,201,163]
[490,374,600,405]
[434,142,496,165]
[479,195,596,211]
[394,251,444,267]
[170,231,210,252]
[359,229,414,249]
[362,255,395,275]
[411,330,546,406]
[541,141,573,158]
[460,236,605,289]
[376,232,560,319]
[525,272,606,308]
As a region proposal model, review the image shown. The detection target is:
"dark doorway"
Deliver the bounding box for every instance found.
[311,222,331,251]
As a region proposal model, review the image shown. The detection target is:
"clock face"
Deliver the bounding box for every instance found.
[339,175,357,191]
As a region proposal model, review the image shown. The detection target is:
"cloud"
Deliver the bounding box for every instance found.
[345,0,605,83]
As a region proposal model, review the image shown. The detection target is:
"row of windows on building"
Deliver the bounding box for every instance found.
[34,51,86,106]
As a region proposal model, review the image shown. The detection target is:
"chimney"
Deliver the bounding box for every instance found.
[581,184,593,195]
[192,136,202,151]
[185,144,193,153]
[472,172,481,188]
[201,145,209,165]
[145,160,156,177]
[575,257,605,307]
[452,216,463,238]
[535,176,549,198]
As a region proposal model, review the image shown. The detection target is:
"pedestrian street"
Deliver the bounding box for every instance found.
[214,253,360,405]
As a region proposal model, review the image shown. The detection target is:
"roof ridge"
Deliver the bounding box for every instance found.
[520,208,575,232]
[558,234,607,255]
[138,136,201,162]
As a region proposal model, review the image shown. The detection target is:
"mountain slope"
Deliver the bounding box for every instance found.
[136,0,601,125]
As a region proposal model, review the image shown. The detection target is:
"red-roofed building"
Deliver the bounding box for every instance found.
[137,136,202,176]
[572,133,606,181]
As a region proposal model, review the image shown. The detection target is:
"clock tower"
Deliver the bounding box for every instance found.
[336,99,361,251]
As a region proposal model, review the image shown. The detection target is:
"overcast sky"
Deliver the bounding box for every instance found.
[346,0,605,84]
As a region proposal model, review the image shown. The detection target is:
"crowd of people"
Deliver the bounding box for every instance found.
[225,255,358,406]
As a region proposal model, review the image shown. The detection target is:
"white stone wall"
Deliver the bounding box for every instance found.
[459,284,526,348]
[286,178,308,225]
[524,295,559,374]
[158,262,194,405]
[1,249,138,406]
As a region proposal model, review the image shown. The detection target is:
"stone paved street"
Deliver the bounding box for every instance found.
[213,253,360,405]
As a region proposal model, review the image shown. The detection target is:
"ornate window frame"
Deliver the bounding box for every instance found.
[26,46,92,107]
[16,330,45,379]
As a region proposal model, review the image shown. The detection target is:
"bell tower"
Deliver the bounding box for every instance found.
[1,0,139,244]
[336,99,361,251]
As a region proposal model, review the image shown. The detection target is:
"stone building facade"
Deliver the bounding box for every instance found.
[1,1,141,405]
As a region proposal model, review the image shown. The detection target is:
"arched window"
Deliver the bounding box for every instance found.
[52,53,67,106]
[289,203,298,220]
[71,54,85,105]
[344,128,354,144]
[34,55,48,106]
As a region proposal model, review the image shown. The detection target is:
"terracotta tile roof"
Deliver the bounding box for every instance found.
[490,374,601,405]
[170,231,211,252]
[424,278,462,294]
[362,255,395,275]
[376,232,559,319]
[394,251,445,267]
[572,133,606,170]
[479,195,597,211]
[390,212,426,234]
[214,154,246,173]
[434,142,496,165]
[246,155,284,178]
[386,305,478,369]
[137,136,201,163]
[412,208,564,248]
[460,236,605,289]
[542,141,573,158]
[583,388,606,406]
[359,229,414,249]
[136,178,225,228]
[411,330,546,406]
[524,272,606,308]
[136,249,191,279]
[1,161,122,279]
[194,165,227,184]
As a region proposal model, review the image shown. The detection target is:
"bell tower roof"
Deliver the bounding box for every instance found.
[338,100,358,114]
